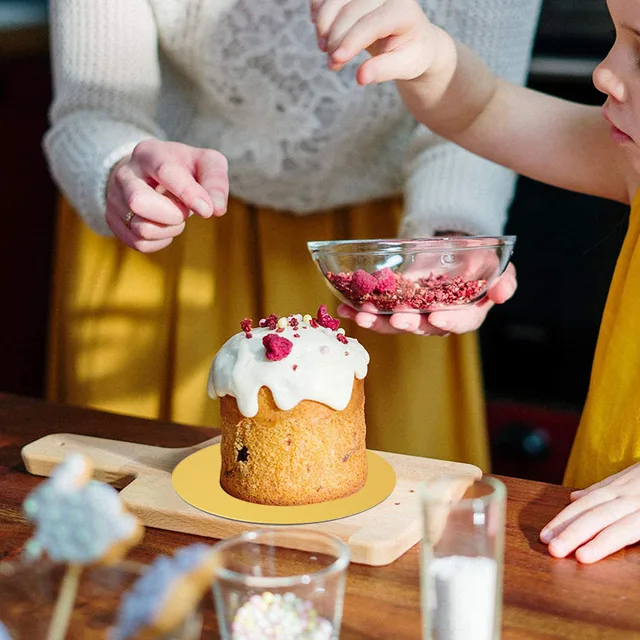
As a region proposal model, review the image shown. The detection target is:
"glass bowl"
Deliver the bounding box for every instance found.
[0,559,203,640]
[307,236,516,314]
[211,529,349,640]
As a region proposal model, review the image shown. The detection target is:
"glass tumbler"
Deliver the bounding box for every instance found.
[0,559,203,639]
[420,476,506,640]
[211,529,349,640]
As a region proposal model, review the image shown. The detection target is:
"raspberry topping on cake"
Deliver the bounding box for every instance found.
[208,309,370,418]
[263,334,294,361]
[316,304,340,331]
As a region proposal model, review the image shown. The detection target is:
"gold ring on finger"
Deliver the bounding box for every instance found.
[124,210,135,229]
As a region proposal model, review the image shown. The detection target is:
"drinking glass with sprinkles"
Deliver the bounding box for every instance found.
[308,236,516,314]
[211,529,349,639]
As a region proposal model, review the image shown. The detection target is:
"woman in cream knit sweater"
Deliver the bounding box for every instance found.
[44,0,540,469]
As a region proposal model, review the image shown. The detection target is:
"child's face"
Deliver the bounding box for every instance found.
[594,0,640,162]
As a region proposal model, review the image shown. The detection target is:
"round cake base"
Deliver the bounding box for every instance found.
[172,444,396,525]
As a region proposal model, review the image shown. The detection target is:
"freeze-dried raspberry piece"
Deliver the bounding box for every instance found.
[325,268,485,311]
[374,268,397,294]
[336,334,348,345]
[259,314,279,330]
[326,271,352,291]
[316,304,340,331]
[240,318,253,334]
[262,334,293,361]
[351,269,377,296]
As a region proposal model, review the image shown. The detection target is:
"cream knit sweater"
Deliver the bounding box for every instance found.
[43,0,542,237]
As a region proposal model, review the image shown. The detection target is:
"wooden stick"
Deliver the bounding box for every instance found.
[46,563,82,640]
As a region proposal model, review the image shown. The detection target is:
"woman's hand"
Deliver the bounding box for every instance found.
[338,262,517,336]
[540,463,640,563]
[106,140,229,252]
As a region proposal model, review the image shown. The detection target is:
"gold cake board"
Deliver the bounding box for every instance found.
[21,433,481,566]
[172,444,396,525]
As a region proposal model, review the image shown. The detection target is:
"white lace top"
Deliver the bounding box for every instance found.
[43,0,542,237]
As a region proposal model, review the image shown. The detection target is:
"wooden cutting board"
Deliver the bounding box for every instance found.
[21,433,481,566]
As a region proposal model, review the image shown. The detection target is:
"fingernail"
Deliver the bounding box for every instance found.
[550,539,566,555]
[540,528,554,543]
[333,47,346,61]
[193,198,212,218]
[398,322,411,330]
[359,319,374,329]
[212,194,227,213]
[430,318,450,331]
[576,548,595,564]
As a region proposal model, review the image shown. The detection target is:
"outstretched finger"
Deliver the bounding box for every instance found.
[575,510,640,564]
[547,497,639,559]
[338,304,399,333]
[196,150,229,216]
[315,0,351,39]
[146,160,215,219]
[389,312,448,336]
[540,489,615,545]
[428,297,494,334]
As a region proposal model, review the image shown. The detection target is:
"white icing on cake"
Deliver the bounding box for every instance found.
[208,314,369,417]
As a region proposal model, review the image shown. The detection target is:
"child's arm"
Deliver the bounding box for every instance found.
[313,0,630,204]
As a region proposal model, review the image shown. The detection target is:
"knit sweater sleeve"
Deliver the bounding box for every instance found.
[43,0,165,236]
[400,0,542,238]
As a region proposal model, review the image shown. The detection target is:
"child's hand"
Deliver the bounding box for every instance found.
[106,140,229,253]
[540,463,640,563]
[310,0,439,85]
[338,263,517,335]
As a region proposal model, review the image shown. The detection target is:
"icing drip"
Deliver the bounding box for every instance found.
[208,315,369,417]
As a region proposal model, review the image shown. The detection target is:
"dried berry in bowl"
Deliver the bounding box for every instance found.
[307,236,516,314]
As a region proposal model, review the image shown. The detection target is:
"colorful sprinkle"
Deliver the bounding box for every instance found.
[231,592,333,640]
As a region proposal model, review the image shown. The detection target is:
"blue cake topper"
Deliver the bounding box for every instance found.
[22,454,140,564]
[111,544,214,640]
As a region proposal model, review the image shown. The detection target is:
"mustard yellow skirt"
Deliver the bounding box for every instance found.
[47,196,490,470]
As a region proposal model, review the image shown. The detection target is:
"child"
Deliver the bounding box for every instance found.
[312,0,640,564]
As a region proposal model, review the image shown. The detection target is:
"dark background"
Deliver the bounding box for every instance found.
[0,0,627,484]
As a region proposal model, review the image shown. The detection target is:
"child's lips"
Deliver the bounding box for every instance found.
[603,109,634,144]
[610,123,633,144]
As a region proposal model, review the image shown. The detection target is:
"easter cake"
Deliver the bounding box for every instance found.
[208,306,370,506]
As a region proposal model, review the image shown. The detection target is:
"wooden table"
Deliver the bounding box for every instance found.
[0,394,639,639]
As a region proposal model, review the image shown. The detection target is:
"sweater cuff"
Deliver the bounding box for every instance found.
[401,142,518,239]
[43,113,160,236]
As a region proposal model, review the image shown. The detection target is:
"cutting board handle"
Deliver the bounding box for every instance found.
[21,433,220,487]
